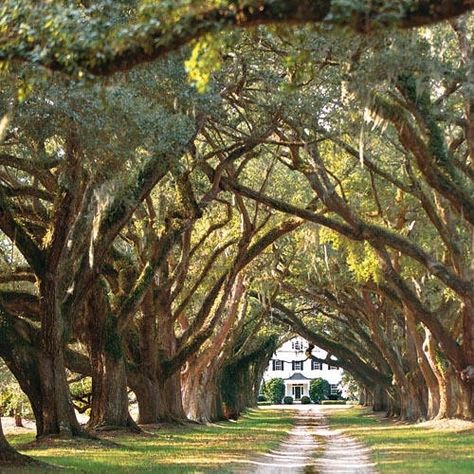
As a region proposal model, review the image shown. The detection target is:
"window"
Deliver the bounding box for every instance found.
[292,339,302,351]
[292,360,303,371]
[328,364,339,370]
[272,359,284,371]
[330,384,339,395]
[311,360,323,370]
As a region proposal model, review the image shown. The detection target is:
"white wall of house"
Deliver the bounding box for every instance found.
[262,337,344,397]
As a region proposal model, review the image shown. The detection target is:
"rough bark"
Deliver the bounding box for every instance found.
[372,384,389,412]
[220,336,276,419]
[132,286,187,424]
[37,277,81,437]
[86,295,137,431]
[182,276,246,423]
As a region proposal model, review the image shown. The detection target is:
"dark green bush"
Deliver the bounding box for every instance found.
[263,378,285,404]
[309,378,330,403]
[283,396,293,405]
[300,395,311,404]
[321,400,346,405]
[257,394,266,402]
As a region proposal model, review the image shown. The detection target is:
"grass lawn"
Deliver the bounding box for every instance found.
[4,409,293,473]
[326,406,474,473]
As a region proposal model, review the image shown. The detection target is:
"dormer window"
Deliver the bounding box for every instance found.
[292,339,303,351]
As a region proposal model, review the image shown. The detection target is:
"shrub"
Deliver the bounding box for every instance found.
[0,382,33,422]
[309,378,330,403]
[283,396,293,405]
[300,395,311,404]
[321,400,346,405]
[263,378,285,404]
[257,394,266,402]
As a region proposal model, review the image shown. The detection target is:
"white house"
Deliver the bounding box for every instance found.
[262,337,343,401]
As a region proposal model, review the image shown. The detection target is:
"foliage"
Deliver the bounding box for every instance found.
[300,395,311,404]
[283,396,293,405]
[264,378,285,405]
[310,378,331,403]
[69,377,92,415]
[341,373,360,401]
[0,362,32,420]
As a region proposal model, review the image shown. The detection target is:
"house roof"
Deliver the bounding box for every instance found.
[285,372,311,381]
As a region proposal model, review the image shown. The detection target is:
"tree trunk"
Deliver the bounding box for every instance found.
[451,376,474,419]
[397,382,425,421]
[359,387,367,406]
[134,379,159,425]
[38,279,81,437]
[424,327,451,418]
[14,414,23,428]
[134,372,186,424]
[154,297,187,422]
[405,310,438,419]
[372,384,389,412]
[87,309,137,431]
[133,287,187,424]
[88,351,136,430]
[182,356,223,423]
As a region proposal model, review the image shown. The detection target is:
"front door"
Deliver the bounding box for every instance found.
[292,385,303,400]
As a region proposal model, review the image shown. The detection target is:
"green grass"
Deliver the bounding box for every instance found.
[326,406,474,473]
[5,409,294,473]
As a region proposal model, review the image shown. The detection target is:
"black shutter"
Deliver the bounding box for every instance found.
[281,361,284,370]
[272,360,276,371]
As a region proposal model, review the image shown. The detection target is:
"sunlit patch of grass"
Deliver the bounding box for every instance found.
[6,409,294,473]
[326,407,474,473]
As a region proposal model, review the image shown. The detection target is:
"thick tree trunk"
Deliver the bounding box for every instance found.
[183,376,222,423]
[134,379,158,425]
[133,287,187,424]
[155,298,187,422]
[88,351,136,430]
[450,376,474,419]
[424,328,451,418]
[220,338,277,419]
[182,354,224,423]
[134,372,186,424]
[38,279,81,437]
[405,310,438,419]
[372,384,389,412]
[156,372,186,422]
[86,304,136,431]
[396,382,425,421]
